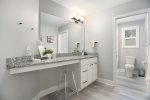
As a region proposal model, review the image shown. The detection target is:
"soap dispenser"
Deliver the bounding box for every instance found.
[26,46,32,56]
[26,46,34,60]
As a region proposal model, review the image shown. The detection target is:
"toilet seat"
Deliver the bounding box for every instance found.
[125,56,135,77]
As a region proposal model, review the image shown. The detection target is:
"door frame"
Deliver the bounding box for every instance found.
[113,8,150,86]
[58,30,69,53]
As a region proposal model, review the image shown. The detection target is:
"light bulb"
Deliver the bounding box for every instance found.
[80,16,84,22]
[73,12,77,18]
[77,14,81,20]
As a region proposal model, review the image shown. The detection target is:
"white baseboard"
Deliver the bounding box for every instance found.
[97,78,114,86]
[32,83,65,100]
[33,78,114,100]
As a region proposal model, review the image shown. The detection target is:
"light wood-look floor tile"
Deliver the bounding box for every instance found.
[40,82,150,100]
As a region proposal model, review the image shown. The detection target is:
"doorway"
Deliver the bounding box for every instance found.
[113,9,150,99]
[58,30,68,53]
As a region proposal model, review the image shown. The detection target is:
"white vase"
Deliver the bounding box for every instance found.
[52,53,56,59]
[47,54,52,59]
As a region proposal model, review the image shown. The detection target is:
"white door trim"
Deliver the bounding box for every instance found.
[58,30,69,53]
[113,8,150,86]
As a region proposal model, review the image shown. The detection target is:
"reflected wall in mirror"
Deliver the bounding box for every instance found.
[39,12,84,53]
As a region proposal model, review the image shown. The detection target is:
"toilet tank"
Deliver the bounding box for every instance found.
[126,56,135,64]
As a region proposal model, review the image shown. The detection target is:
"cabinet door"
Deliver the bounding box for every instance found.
[81,65,88,88]
[93,64,98,81]
[88,64,93,84]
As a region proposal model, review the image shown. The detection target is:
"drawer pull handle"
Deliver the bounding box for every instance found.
[83,70,87,72]
[83,81,87,83]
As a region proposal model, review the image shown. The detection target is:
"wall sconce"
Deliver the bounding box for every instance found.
[72,12,84,24]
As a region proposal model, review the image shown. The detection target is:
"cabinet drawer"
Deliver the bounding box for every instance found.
[81,65,88,73]
[81,57,97,66]
[81,65,88,82]
[81,80,88,88]
[81,65,88,88]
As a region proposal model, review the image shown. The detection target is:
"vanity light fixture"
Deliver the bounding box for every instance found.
[72,12,84,24]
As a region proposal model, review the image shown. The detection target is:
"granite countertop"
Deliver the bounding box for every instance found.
[6,54,97,69]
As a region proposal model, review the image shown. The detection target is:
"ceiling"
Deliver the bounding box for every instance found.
[52,0,135,15]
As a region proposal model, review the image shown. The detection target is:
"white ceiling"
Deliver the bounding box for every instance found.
[52,0,135,15]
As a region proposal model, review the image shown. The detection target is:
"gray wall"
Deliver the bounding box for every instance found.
[118,20,146,70]
[0,0,39,100]
[85,0,150,80]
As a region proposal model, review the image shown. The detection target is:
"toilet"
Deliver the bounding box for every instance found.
[125,56,135,78]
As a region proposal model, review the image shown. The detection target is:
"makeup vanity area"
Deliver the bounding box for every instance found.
[6,1,98,99]
[7,55,98,91]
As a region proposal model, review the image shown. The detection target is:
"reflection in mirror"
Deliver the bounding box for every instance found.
[39,12,84,54]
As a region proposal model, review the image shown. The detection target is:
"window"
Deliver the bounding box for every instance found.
[122,26,139,48]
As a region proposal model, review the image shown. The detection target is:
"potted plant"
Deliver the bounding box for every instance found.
[43,48,53,59]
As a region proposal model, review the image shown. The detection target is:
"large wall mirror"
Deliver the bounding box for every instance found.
[39,12,84,54]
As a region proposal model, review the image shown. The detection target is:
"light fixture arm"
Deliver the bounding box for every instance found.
[71,13,84,24]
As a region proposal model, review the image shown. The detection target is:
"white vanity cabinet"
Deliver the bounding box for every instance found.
[80,57,98,89]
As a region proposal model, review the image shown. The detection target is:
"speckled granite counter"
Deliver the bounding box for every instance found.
[6,54,98,69]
